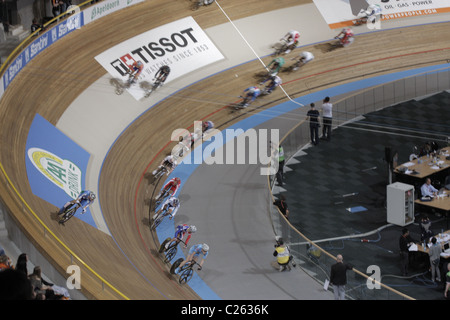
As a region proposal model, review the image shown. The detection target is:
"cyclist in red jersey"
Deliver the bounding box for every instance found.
[335,28,354,47]
[155,177,181,201]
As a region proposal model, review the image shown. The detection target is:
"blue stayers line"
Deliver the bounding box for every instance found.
[157,63,450,299]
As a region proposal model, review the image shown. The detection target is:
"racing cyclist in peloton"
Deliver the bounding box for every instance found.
[335,27,354,47]
[267,57,285,76]
[240,86,261,108]
[128,60,144,85]
[281,30,300,54]
[291,51,314,70]
[153,196,180,221]
[174,243,209,274]
[155,177,181,201]
[202,121,214,133]
[153,154,178,177]
[153,65,171,88]
[59,190,96,215]
[165,224,197,250]
[260,75,282,94]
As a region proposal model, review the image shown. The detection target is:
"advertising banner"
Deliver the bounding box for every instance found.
[25,114,95,227]
[95,16,225,100]
[313,0,450,29]
[1,11,83,91]
[83,0,144,25]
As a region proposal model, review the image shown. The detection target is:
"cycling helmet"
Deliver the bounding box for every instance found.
[174,177,181,183]
[202,243,209,252]
[136,61,143,67]
[89,193,96,201]
[162,65,170,73]
[172,198,179,206]
[189,225,197,233]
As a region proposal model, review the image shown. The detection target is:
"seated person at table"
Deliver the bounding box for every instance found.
[421,178,438,198]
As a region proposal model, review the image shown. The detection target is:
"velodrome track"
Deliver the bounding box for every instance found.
[1,0,450,300]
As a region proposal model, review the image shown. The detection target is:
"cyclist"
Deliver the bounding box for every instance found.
[202,121,214,133]
[155,177,181,201]
[165,224,197,250]
[281,30,300,54]
[154,65,171,87]
[153,154,177,176]
[291,51,314,70]
[59,190,96,215]
[335,28,354,47]
[153,196,180,221]
[128,60,144,85]
[241,86,261,108]
[260,75,282,94]
[267,57,285,75]
[357,3,382,24]
[174,243,209,274]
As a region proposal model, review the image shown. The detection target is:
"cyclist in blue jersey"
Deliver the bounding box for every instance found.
[59,190,95,215]
[174,243,209,273]
[260,75,282,94]
[241,86,261,108]
[164,224,197,250]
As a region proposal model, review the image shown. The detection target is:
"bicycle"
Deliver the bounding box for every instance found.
[142,77,163,98]
[155,187,172,208]
[170,257,201,284]
[58,202,81,224]
[190,0,215,11]
[271,39,288,56]
[110,72,136,95]
[152,165,168,181]
[231,95,251,110]
[159,238,187,263]
[150,205,172,230]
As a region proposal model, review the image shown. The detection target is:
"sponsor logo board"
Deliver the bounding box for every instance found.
[95,16,225,100]
[83,0,144,25]
[313,0,450,29]
[25,114,95,227]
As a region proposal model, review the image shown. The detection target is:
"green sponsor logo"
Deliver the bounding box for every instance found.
[27,147,82,199]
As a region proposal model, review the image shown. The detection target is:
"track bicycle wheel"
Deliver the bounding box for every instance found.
[164,243,178,263]
[151,210,167,230]
[179,267,194,284]
[155,189,170,207]
[59,205,78,224]
[159,237,172,253]
[170,258,183,274]
[154,166,167,180]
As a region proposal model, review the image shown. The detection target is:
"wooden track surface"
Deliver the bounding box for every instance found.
[0,0,450,299]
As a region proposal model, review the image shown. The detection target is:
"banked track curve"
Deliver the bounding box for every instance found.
[1,0,450,299]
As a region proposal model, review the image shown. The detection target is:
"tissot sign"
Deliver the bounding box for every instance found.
[95,16,224,100]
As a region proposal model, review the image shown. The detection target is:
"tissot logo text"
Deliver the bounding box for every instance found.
[110,28,198,75]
